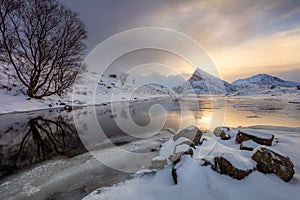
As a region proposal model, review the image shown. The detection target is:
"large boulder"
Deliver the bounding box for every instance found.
[235,129,274,146]
[151,156,167,169]
[212,156,253,180]
[173,126,203,145]
[252,147,295,182]
[213,126,232,140]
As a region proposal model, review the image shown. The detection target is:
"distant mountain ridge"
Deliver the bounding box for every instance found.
[232,74,300,88]
[180,70,300,96]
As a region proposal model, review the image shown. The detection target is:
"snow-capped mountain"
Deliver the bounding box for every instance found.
[180,68,233,94]
[229,73,300,96]
[232,74,300,88]
[179,70,300,96]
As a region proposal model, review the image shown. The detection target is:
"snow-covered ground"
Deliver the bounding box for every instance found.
[0,69,172,114]
[84,126,300,200]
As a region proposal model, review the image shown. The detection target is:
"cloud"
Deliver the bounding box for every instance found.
[60,0,300,82]
[209,27,300,81]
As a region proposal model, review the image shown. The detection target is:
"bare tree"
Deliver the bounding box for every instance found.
[0,0,87,98]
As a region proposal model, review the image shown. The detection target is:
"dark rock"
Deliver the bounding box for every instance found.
[252,147,295,182]
[48,104,53,107]
[60,102,66,106]
[109,74,117,78]
[64,105,73,112]
[172,165,178,184]
[240,143,254,151]
[193,129,203,145]
[202,159,212,166]
[235,130,274,146]
[213,126,231,140]
[212,156,253,180]
[171,158,181,185]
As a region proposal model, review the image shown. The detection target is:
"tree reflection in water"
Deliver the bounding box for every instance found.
[0,115,86,178]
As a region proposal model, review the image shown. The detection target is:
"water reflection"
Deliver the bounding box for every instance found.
[0,113,85,178]
[1,97,299,179]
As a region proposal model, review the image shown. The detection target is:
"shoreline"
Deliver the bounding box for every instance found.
[0,95,172,116]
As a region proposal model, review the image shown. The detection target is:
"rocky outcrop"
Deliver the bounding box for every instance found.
[235,130,274,146]
[156,126,295,185]
[252,147,295,182]
[213,126,231,140]
[173,126,203,145]
[212,156,253,180]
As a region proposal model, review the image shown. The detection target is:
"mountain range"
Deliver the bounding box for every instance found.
[180,68,300,96]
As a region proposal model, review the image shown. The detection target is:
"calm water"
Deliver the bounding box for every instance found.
[0,96,299,199]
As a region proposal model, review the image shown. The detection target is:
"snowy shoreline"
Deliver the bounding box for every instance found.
[0,93,171,115]
[84,125,300,200]
[1,91,300,115]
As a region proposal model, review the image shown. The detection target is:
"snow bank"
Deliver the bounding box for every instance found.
[84,126,300,200]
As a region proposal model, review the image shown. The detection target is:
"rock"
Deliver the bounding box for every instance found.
[252,147,295,182]
[172,163,178,184]
[169,144,193,162]
[64,105,73,112]
[240,140,260,151]
[213,126,232,140]
[171,156,185,185]
[109,74,117,78]
[235,129,274,146]
[212,156,253,180]
[151,156,167,169]
[173,126,203,145]
[174,137,194,147]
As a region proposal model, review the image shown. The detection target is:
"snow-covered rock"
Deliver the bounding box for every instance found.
[252,147,295,182]
[84,126,299,200]
[173,125,203,145]
[212,155,254,180]
[235,129,274,146]
[213,126,233,140]
[169,144,193,162]
[240,140,260,151]
[151,156,167,169]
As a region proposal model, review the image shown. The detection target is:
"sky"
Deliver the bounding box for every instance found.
[60,0,300,83]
